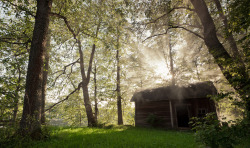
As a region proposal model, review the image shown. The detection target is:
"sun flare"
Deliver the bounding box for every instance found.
[151,61,172,80]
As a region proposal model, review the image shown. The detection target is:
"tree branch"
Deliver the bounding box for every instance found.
[52,59,80,75]
[145,13,169,25]
[87,44,96,82]
[49,12,77,39]
[3,0,35,17]
[45,82,82,112]
[145,6,194,25]
[50,59,80,87]
[86,21,101,82]
[176,26,204,39]
[143,26,204,42]
[142,31,168,42]
[0,38,31,45]
[173,7,195,12]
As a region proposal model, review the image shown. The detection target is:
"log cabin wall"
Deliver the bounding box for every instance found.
[135,98,216,128]
[135,100,172,128]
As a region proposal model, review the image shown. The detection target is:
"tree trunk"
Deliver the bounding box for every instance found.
[116,36,123,125]
[82,83,96,126]
[212,0,244,64]
[12,92,19,124]
[194,58,201,81]
[79,21,101,126]
[79,112,81,126]
[41,29,51,125]
[12,96,18,123]
[12,63,21,123]
[190,0,249,112]
[19,0,52,139]
[78,39,97,126]
[168,34,175,86]
[94,63,98,122]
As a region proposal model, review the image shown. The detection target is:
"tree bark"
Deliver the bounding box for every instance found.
[82,84,96,126]
[93,63,98,122]
[19,0,52,139]
[190,0,249,112]
[41,29,51,125]
[116,35,123,125]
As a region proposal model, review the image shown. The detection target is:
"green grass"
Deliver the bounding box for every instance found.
[4,126,199,148]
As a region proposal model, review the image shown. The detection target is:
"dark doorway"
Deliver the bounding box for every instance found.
[176,105,189,127]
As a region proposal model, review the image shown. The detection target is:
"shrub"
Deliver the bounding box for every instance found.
[190,112,250,148]
[146,114,163,127]
[0,124,52,148]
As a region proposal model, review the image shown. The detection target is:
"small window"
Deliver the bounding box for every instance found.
[198,109,207,117]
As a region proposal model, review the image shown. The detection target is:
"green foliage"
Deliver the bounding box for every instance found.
[46,92,87,127]
[0,124,51,148]
[228,0,249,104]
[190,112,250,148]
[228,0,250,33]
[0,124,17,144]
[0,1,31,123]
[46,0,135,127]
[211,92,245,108]
[146,113,163,127]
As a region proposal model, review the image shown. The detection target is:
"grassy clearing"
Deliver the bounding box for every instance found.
[4,126,199,148]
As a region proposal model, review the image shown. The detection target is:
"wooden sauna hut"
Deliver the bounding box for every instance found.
[131,81,217,128]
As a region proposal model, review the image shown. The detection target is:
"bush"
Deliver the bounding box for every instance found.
[0,124,52,148]
[146,114,163,127]
[190,112,250,148]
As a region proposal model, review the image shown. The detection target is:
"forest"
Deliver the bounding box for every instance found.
[0,0,249,147]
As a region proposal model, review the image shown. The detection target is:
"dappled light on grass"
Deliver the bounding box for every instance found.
[20,126,198,148]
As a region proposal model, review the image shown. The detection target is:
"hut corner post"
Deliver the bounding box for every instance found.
[169,100,174,128]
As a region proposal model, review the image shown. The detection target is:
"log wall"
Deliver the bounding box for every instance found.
[135,98,216,128]
[135,100,172,128]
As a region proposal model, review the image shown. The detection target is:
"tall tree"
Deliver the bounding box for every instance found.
[189,0,249,113]
[93,61,99,122]
[41,29,51,124]
[50,9,101,126]
[167,34,175,86]
[78,40,97,126]
[19,0,52,139]
[116,33,123,125]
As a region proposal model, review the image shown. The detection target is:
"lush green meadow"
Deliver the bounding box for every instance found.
[3,126,199,148]
[2,125,250,148]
